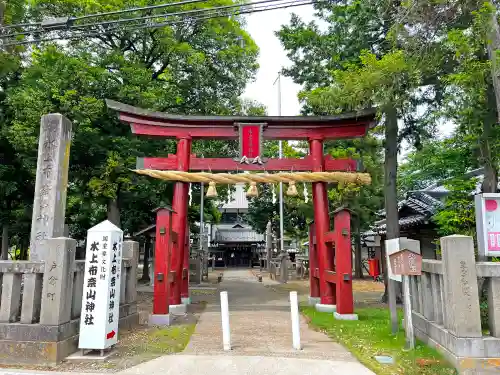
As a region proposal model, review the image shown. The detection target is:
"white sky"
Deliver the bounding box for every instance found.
[242,4,316,116]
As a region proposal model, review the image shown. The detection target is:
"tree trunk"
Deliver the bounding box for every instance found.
[0,1,5,27]
[480,121,497,194]
[384,106,400,247]
[481,83,499,196]
[487,4,500,124]
[141,238,151,281]
[354,216,363,279]
[381,239,388,302]
[19,238,28,260]
[382,105,400,300]
[107,197,121,228]
[383,105,401,334]
[1,224,8,260]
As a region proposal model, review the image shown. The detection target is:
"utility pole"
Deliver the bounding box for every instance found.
[200,155,207,270]
[200,155,205,239]
[200,183,204,235]
[274,72,285,253]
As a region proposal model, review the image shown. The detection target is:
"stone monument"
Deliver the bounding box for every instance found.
[29,114,72,261]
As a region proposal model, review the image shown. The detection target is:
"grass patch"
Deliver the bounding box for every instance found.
[0,324,197,373]
[301,306,458,375]
[121,324,195,357]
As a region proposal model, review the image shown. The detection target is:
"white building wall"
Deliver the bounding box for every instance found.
[211,184,264,243]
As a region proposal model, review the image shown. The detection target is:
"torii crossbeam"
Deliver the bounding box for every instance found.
[107,99,376,319]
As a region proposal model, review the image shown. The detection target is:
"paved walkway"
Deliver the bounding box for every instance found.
[124,269,374,375]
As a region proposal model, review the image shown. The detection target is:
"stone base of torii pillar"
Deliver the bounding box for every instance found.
[308,296,321,306]
[315,303,337,313]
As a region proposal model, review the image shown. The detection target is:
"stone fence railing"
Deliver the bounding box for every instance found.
[0,237,139,365]
[269,257,308,282]
[410,235,500,374]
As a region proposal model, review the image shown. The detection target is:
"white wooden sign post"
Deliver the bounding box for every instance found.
[385,238,420,336]
[385,238,420,349]
[79,220,123,352]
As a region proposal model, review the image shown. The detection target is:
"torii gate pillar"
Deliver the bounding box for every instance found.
[308,222,320,305]
[309,137,336,308]
[170,137,192,307]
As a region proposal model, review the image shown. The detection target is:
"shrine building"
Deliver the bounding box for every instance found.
[208,184,265,268]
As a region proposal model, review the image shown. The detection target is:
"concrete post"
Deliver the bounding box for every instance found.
[416,276,424,318]
[71,264,84,319]
[220,291,231,351]
[266,221,272,271]
[487,277,500,337]
[421,272,434,321]
[120,267,127,303]
[0,273,22,322]
[30,114,72,262]
[439,274,447,328]
[279,252,289,283]
[440,235,482,337]
[40,237,76,325]
[123,240,139,304]
[20,273,43,323]
[290,291,301,350]
[410,276,420,314]
[432,273,444,325]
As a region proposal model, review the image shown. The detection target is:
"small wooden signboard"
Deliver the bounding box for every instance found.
[386,242,422,350]
[389,249,422,276]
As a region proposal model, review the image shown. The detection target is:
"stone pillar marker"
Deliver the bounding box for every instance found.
[40,237,76,325]
[30,114,72,262]
[123,240,139,304]
[266,221,272,271]
[441,235,482,337]
[279,251,289,283]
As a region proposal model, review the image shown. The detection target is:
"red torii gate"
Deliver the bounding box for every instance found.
[107,99,375,320]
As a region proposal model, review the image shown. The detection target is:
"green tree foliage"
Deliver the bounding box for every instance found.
[398,137,475,195]
[440,4,500,193]
[325,137,384,228]
[0,0,262,255]
[397,3,500,239]
[433,178,479,238]
[0,0,33,258]
[303,49,420,248]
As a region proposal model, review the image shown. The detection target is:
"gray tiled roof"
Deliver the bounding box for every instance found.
[365,191,442,237]
[367,214,427,235]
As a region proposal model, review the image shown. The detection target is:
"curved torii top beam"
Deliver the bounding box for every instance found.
[106,99,377,140]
